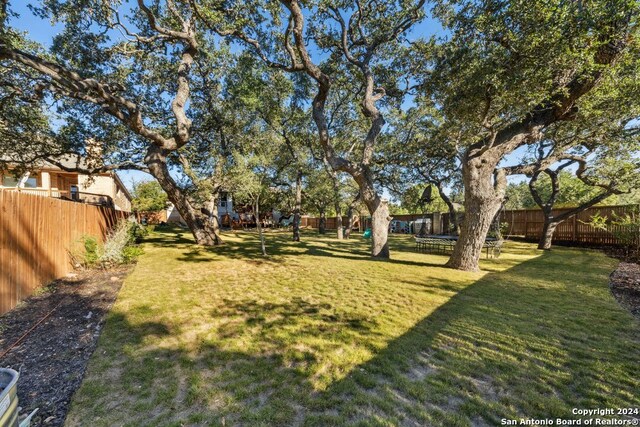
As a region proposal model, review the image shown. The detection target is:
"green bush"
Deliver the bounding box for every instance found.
[100,219,145,267]
[71,219,146,269]
[83,236,100,266]
[70,235,100,268]
[122,245,144,263]
[129,222,149,243]
[588,207,640,262]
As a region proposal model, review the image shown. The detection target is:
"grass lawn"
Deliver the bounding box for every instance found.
[65,228,640,427]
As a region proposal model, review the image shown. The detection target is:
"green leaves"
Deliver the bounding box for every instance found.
[132,180,169,212]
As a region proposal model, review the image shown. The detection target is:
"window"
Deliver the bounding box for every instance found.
[2,176,19,187]
[2,175,37,188]
[23,177,37,188]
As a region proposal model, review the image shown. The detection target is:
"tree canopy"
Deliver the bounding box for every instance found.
[1,0,639,269]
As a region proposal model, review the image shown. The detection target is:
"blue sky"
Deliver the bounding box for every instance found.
[10,2,528,194]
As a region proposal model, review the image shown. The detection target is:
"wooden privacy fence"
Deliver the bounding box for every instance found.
[301,213,438,232]
[0,191,128,315]
[136,210,168,225]
[302,204,638,246]
[495,205,639,245]
[300,216,355,230]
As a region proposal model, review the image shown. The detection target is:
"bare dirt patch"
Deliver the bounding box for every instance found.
[610,262,640,320]
[0,267,130,427]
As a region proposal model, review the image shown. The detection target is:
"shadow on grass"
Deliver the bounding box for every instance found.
[170,230,449,269]
[67,240,640,427]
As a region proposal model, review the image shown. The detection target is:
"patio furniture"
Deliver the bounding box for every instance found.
[415,235,503,259]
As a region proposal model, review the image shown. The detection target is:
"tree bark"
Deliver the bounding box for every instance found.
[538,219,559,250]
[446,158,504,271]
[254,198,267,256]
[344,192,361,239]
[368,198,391,258]
[145,147,220,245]
[318,208,327,234]
[335,206,344,240]
[292,170,302,242]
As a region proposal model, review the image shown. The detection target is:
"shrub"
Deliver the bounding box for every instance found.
[69,235,101,268]
[122,245,144,263]
[69,219,146,269]
[588,207,640,262]
[83,236,100,266]
[100,219,145,267]
[129,222,149,243]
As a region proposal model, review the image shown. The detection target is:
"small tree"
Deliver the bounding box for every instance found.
[228,154,271,256]
[131,181,168,213]
[303,167,336,235]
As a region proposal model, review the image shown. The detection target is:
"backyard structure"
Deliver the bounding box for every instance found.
[0,190,127,314]
[61,228,639,426]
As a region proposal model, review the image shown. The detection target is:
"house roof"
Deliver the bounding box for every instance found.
[39,154,91,171]
[1,153,92,171]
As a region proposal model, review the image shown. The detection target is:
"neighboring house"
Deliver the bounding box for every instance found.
[166,192,236,225]
[0,156,132,211]
[165,192,285,228]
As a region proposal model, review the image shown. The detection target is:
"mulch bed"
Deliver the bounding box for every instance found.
[610,262,640,320]
[0,267,130,427]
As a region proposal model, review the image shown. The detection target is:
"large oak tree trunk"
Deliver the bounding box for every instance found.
[446,158,503,271]
[145,147,221,246]
[293,170,302,242]
[364,197,391,258]
[204,194,224,244]
[318,208,327,234]
[538,219,559,250]
[344,193,360,239]
[357,176,391,258]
